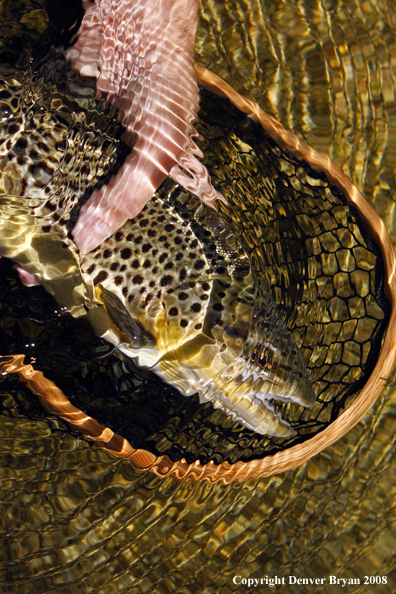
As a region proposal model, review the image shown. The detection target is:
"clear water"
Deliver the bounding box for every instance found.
[1,1,396,592]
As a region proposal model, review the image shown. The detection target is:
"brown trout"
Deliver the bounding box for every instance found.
[0,61,315,437]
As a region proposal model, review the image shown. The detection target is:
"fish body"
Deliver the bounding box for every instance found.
[81,190,315,436]
[0,63,315,437]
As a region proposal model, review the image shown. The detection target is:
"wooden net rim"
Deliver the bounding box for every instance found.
[2,65,396,485]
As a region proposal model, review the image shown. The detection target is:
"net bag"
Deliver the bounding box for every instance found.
[0,61,395,485]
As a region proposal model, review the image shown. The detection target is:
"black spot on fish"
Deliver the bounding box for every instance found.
[143,260,151,268]
[115,276,123,285]
[139,219,149,227]
[93,270,108,285]
[103,249,112,258]
[195,323,202,330]
[121,248,132,259]
[110,262,119,271]
[180,319,188,328]
[191,303,201,313]
[159,253,168,264]
[178,292,188,300]
[164,262,174,270]
[38,142,49,152]
[169,307,178,316]
[115,232,124,241]
[142,244,151,253]
[87,264,96,275]
[194,260,205,270]
[44,200,56,212]
[39,161,54,176]
[161,275,173,287]
[213,303,224,312]
[144,294,154,307]
[258,354,268,367]
[14,137,28,151]
[133,275,143,285]
[179,269,187,281]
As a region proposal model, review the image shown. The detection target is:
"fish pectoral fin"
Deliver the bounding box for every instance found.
[97,285,155,348]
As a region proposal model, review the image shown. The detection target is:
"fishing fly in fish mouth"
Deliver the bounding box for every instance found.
[0,0,316,437]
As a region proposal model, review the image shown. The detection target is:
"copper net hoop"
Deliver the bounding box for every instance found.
[1,65,396,485]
